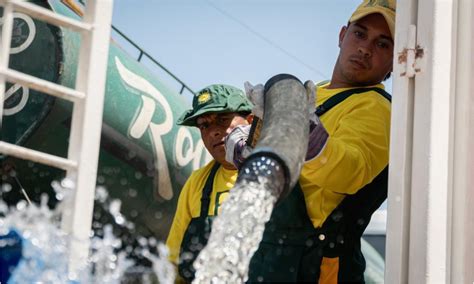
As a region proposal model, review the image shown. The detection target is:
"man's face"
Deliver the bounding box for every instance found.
[196,112,251,169]
[333,13,394,88]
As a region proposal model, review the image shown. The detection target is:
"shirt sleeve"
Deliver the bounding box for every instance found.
[301,92,391,194]
[165,175,194,265]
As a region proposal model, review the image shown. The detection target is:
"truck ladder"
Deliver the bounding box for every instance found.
[0,0,113,276]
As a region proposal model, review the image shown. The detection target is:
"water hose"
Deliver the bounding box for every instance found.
[238,74,310,201]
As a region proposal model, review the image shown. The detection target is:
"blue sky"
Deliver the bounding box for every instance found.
[111,0,366,102]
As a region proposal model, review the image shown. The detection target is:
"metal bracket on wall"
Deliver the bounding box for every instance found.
[398,24,425,78]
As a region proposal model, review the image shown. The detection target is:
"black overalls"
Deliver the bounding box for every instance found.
[178,88,391,283]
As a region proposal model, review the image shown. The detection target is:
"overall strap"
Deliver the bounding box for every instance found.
[315,87,391,116]
[178,162,221,282]
[199,162,221,218]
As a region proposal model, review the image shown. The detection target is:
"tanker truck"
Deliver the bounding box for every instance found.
[0,0,385,282]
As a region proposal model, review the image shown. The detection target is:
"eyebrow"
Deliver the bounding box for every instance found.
[353,22,394,44]
[196,115,213,126]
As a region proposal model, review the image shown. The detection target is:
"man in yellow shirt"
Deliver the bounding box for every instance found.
[166,84,254,282]
[226,0,395,282]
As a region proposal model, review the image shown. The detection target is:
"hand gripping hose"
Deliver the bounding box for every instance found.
[238,74,310,202]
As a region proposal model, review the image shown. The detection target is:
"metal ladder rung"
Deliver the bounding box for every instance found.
[0,0,93,32]
[0,68,86,102]
[0,141,77,171]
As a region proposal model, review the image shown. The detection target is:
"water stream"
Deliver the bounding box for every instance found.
[193,156,283,283]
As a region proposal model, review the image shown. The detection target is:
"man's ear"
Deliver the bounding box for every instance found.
[339,26,348,47]
[246,114,254,124]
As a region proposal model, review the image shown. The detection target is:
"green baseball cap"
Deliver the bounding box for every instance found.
[177,84,253,127]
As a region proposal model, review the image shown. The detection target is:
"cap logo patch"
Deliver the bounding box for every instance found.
[366,0,394,12]
[198,92,211,104]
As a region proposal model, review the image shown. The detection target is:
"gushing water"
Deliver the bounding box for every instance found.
[193,178,276,283]
[0,179,175,283]
[193,156,284,283]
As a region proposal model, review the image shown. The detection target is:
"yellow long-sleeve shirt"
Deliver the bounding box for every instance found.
[300,82,391,227]
[166,82,391,264]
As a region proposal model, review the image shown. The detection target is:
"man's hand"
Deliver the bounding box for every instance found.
[304,80,329,161]
[224,125,252,168]
[244,82,264,118]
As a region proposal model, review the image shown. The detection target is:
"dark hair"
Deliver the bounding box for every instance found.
[237,111,252,118]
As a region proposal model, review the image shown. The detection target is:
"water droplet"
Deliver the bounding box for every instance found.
[276,248,283,255]
[40,193,49,207]
[1,183,12,192]
[337,234,344,244]
[148,237,157,247]
[97,175,105,183]
[332,210,343,222]
[154,211,163,219]
[128,188,137,197]
[134,172,143,180]
[16,200,27,210]
[115,215,125,225]
[138,237,148,246]
[109,200,122,215]
[60,178,75,189]
[191,236,199,244]
[128,150,137,159]
[95,186,108,202]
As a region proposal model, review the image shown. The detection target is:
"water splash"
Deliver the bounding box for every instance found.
[193,176,277,283]
[0,179,175,283]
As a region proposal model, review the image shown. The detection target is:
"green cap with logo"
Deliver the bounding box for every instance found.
[177,84,253,127]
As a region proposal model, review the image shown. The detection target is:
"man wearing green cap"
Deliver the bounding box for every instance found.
[165,84,254,282]
[225,0,395,283]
